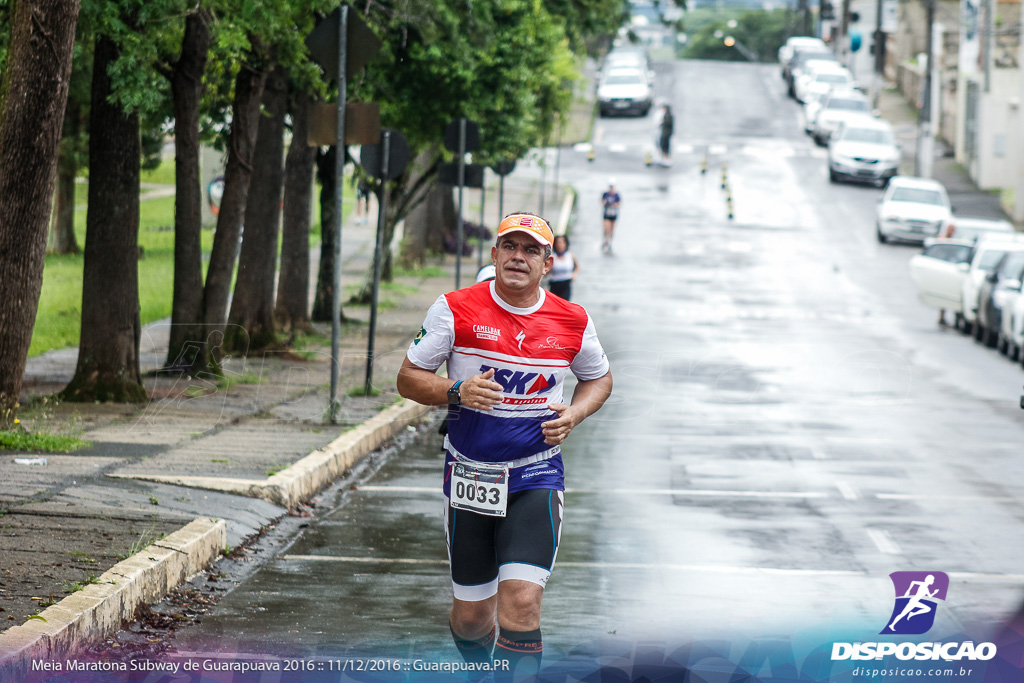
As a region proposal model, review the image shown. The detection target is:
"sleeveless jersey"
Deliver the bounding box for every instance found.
[407,281,609,493]
[548,252,575,283]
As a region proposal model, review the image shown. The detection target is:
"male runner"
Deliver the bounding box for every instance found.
[397,212,613,681]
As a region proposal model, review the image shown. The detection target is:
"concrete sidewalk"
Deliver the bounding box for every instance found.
[0,175,566,676]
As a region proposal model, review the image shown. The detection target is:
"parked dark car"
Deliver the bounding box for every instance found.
[974,251,1024,348]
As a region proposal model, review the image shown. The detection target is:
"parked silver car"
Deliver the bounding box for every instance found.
[597,67,652,117]
[828,118,900,186]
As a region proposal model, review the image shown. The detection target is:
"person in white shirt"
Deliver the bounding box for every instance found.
[547,235,578,301]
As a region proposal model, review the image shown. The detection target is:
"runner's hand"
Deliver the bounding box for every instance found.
[541,403,580,446]
[459,369,504,411]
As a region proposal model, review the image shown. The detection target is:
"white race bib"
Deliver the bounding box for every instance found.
[450,462,509,517]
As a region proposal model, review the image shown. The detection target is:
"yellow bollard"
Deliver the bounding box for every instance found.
[701,156,708,174]
[587,148,595,163]
[721,165,728,190]
[727,196,734,220]
[645,150,653,167]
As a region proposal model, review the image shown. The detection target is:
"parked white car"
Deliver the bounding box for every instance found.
[811,90,875,145]
[876,176,952,244]
[795,63,853,104]
[779,36,827,77]
[828,118,900,186]
[959,236,1024,333]
[597,67,652,117]
[909,239,975,313]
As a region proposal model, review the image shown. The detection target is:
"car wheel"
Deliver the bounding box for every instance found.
[954,313,964,331]
[974,320,985,341]
[998,333,1008,355]
[1011,343,1020,362]
[985,326,998,348]
[962,320,973,336]
[829,168,838,183]
[876,224,887,243]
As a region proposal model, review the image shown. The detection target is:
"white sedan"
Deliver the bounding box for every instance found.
[795,64,853,104]
[828,118,900,186]
[876,176,952,244]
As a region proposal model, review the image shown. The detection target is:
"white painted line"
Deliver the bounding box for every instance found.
[355,485,826,499]
[867,529,902,555]
[948,572,1024,583]
[877,493,1021,503]
[608,144,627,153]
[836,482,860,501]
[675,143,694,154]
[281,555,862,576]
[709,144,728,155]
[572,142,593,153]
[594,126,604,143]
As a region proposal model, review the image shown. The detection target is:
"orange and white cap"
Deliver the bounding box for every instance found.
[497,213,554,247]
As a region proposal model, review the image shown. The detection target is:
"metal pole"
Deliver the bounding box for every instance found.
[871,0,885,107]
[1015,0,1024,222]
[478,173,486,270]
[539,147,546,216]
[365,131,389,397]
[917,0,936,178]
[329,6,348,424]
[499,173,505,224]
[455,119,466,290]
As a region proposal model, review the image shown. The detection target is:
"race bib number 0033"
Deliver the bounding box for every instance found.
[450,462,509,517]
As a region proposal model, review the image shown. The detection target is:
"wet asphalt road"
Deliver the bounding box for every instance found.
[170,60,1024,672]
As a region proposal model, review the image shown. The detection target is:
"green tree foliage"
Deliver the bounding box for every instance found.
[683,9,789,63]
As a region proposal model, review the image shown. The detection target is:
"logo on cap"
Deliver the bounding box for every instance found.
[498,214,554,247]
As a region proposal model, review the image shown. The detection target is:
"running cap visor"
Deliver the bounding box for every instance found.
[476,264,496,283]
[497,214,554,247]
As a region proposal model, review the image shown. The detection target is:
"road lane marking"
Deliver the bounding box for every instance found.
[354,485,826,499]
[608,143,627,153]
[280,555,860,576]
[867,529,902,555]
[836,482,859,501]
[876,493,1021,502]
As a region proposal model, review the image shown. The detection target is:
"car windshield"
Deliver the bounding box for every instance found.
[998,253,1024,278]
[826,98,870,112]
[817,73,849,84]
[603,73,644,86]
[889,187,945,205]
[979,249,1009,270]
[841,127,893,144]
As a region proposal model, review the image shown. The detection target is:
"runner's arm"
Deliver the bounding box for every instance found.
[397,358,503,410]
[541,371,613,446]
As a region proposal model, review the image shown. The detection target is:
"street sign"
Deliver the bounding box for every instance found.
[361,129,410,180]
[438,162,484,188]
[308,102,381,146]
[444,119,480,153]
[491,159,516,176]
[306,6,381,81]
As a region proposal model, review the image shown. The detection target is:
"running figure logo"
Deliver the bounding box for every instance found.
[881,571,949,635]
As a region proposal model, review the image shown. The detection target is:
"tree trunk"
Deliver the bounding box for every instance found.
[164,8,211,371]
[61,34,146,403]
[274,90,317,334]
[0,0,80,428]
[400,181,451,267]
[350,149,440,303]
[196,62,265,369]
[224,63,288,354]
[48,98,82,255]
[312,146,345,322]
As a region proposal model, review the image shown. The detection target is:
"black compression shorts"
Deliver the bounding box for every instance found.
[444,488,564,601]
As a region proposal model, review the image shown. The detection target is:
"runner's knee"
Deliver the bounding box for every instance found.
[451,598,497,639]
[497,580,544,631]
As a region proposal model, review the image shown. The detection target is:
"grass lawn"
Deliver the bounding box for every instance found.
[30,161,352,358]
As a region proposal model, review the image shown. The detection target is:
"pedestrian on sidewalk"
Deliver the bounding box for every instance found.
[601,180,621,253]
[354,177,371,225]
[657,104,674,167]
[547,235,578,301]
[397,212,613,682]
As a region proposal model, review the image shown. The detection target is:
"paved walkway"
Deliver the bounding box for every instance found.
[1,174,547,665]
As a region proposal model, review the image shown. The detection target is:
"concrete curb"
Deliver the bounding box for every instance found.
[0,517,226,678]
[106,398,434,509]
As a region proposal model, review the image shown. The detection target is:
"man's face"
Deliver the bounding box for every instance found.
[492,234,552,292]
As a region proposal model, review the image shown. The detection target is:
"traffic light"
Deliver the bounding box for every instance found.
[821,1,835,21]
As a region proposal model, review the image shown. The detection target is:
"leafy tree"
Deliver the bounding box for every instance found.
[684,9,789,63]
[0,0,81,428]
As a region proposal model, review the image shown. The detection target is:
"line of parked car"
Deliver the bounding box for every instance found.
[780,36,901,190]
[596,46,655,117]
